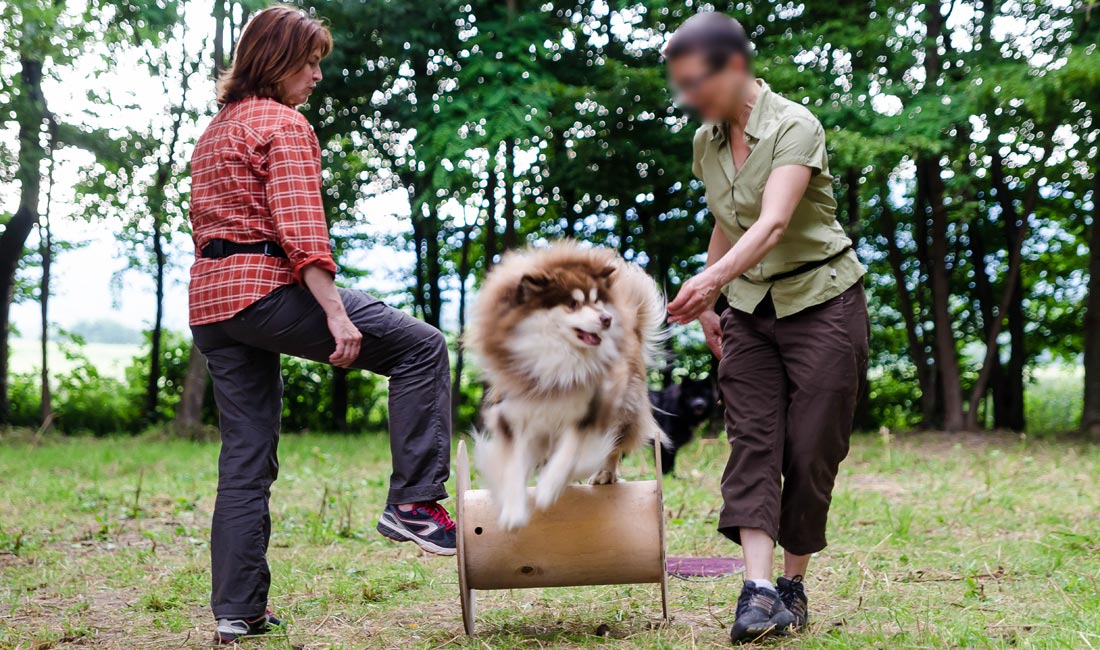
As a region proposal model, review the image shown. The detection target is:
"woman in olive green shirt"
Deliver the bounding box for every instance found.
[664,13,869,643]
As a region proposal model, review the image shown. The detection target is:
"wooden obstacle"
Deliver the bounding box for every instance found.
[454,438,669,635]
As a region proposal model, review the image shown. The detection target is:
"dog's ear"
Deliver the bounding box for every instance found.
[596,264,616,287]
[516,273,549,303]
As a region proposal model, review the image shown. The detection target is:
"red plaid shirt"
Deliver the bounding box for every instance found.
[188,97,337,326]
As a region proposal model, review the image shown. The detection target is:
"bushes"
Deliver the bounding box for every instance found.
[12,332,399,436]
[9,336,143,435]
[12,330,1081,437]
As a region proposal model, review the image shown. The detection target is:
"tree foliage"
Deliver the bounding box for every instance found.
[3,0,1096,434]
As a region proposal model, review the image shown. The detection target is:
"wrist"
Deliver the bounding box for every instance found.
[321,297,347,318]
[701,267,727,297]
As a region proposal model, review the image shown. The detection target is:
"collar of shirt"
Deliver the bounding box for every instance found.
[710,78,771,146]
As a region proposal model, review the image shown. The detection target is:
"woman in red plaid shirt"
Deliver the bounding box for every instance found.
[188,7,455,644]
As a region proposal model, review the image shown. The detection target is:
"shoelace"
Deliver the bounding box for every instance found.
[778,579,806,617]
[736,585,777,618]
[414,502,456,531]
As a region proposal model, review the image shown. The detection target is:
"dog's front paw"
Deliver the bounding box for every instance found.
[588,469,620,485]
[496,501,531,530]
[534,481,565,511]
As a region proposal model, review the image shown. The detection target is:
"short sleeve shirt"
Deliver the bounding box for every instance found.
[691,79,864,318]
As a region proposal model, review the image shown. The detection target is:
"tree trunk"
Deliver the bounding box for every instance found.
[174,344,209,437]
[170,1,223,438]
[1003,265,1026,430]
[0,58,48,423]
[883,197,935,425]
[38,133,56,430]
[484,147,499,270]
[142,55,190,425]
[452,223,474,423]
[966,218,1006,428]
[144,226,166,423]
[409,208,428,320]
[918,0,963,431]
[999,156,1030,432]
[39,220,52,429]
[965,153,1040,430]
[964,212,1026,430]
[213,0,226,77]
[424,208,443,329]
[1082,148,1100,438]
[563,186,578,237]
[502,140,517,251]
[911,178,941,425]
[919,158,965,431]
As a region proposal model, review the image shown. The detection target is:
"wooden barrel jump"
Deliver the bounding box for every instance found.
[454,438,669,635]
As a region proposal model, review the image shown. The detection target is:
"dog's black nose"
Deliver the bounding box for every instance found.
[599,313,612,329]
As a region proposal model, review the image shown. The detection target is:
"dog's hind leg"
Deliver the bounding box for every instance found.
[588,441,623,485]
[534,427,581,510]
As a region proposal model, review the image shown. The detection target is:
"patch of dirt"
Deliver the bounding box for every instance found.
[890,430,1028,455]
[843,473,907,499]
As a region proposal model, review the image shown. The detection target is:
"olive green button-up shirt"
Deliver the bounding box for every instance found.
[691,79,865,318]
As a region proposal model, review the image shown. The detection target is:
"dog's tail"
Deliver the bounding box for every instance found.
[614,261,668,367]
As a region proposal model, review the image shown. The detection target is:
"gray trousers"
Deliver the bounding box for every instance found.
[191,284,452,619]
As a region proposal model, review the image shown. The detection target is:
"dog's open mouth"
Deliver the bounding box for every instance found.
[574,328,602,346]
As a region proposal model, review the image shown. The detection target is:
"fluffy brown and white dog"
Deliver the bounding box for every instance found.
[465,241,666,529]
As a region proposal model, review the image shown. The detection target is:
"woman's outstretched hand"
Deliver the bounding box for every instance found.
[667,270,723,325]
[326,312,362,367]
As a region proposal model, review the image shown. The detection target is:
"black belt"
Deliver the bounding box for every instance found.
[201,239,287,259]
[765,245,852,282]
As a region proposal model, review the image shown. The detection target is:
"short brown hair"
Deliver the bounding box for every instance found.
[663,12,752,71]
[216,5,333,105]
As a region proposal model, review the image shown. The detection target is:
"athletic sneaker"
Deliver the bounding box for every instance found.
[777,575,808,628]
[214,610,282,644]
[376,502,457,556]
[729,581,796,643]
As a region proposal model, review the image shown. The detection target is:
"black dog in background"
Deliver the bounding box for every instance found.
[650,377,717,475]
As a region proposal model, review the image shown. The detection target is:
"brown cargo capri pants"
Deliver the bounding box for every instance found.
[716,281,868,556]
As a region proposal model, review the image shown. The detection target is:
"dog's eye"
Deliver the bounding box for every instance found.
[567,299,579,311]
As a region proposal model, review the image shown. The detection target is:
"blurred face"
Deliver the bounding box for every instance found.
[667,51,749,123]
[281,47,323,106]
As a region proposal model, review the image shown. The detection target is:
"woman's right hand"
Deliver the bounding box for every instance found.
[323,312,363,369]
[326,311,362,367]
[700,310,723,358]
[301,265,362,368]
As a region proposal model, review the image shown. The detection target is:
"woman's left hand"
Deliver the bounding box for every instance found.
[667,270,724,325]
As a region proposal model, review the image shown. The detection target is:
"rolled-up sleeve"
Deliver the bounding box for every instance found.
[265,121,338,281]
[771,117,827,175]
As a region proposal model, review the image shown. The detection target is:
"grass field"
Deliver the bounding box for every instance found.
[1,431,1098,649]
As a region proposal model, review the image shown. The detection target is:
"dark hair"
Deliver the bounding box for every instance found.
[663,12,753,71]
[216,5,333,105]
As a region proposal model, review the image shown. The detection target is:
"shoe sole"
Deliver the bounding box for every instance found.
[377,513,457,556]
[730,611,797,644]
[213,618,279,644]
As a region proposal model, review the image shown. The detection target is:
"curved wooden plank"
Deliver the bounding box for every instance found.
[455,439,476,635]
[654,433,670,624]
